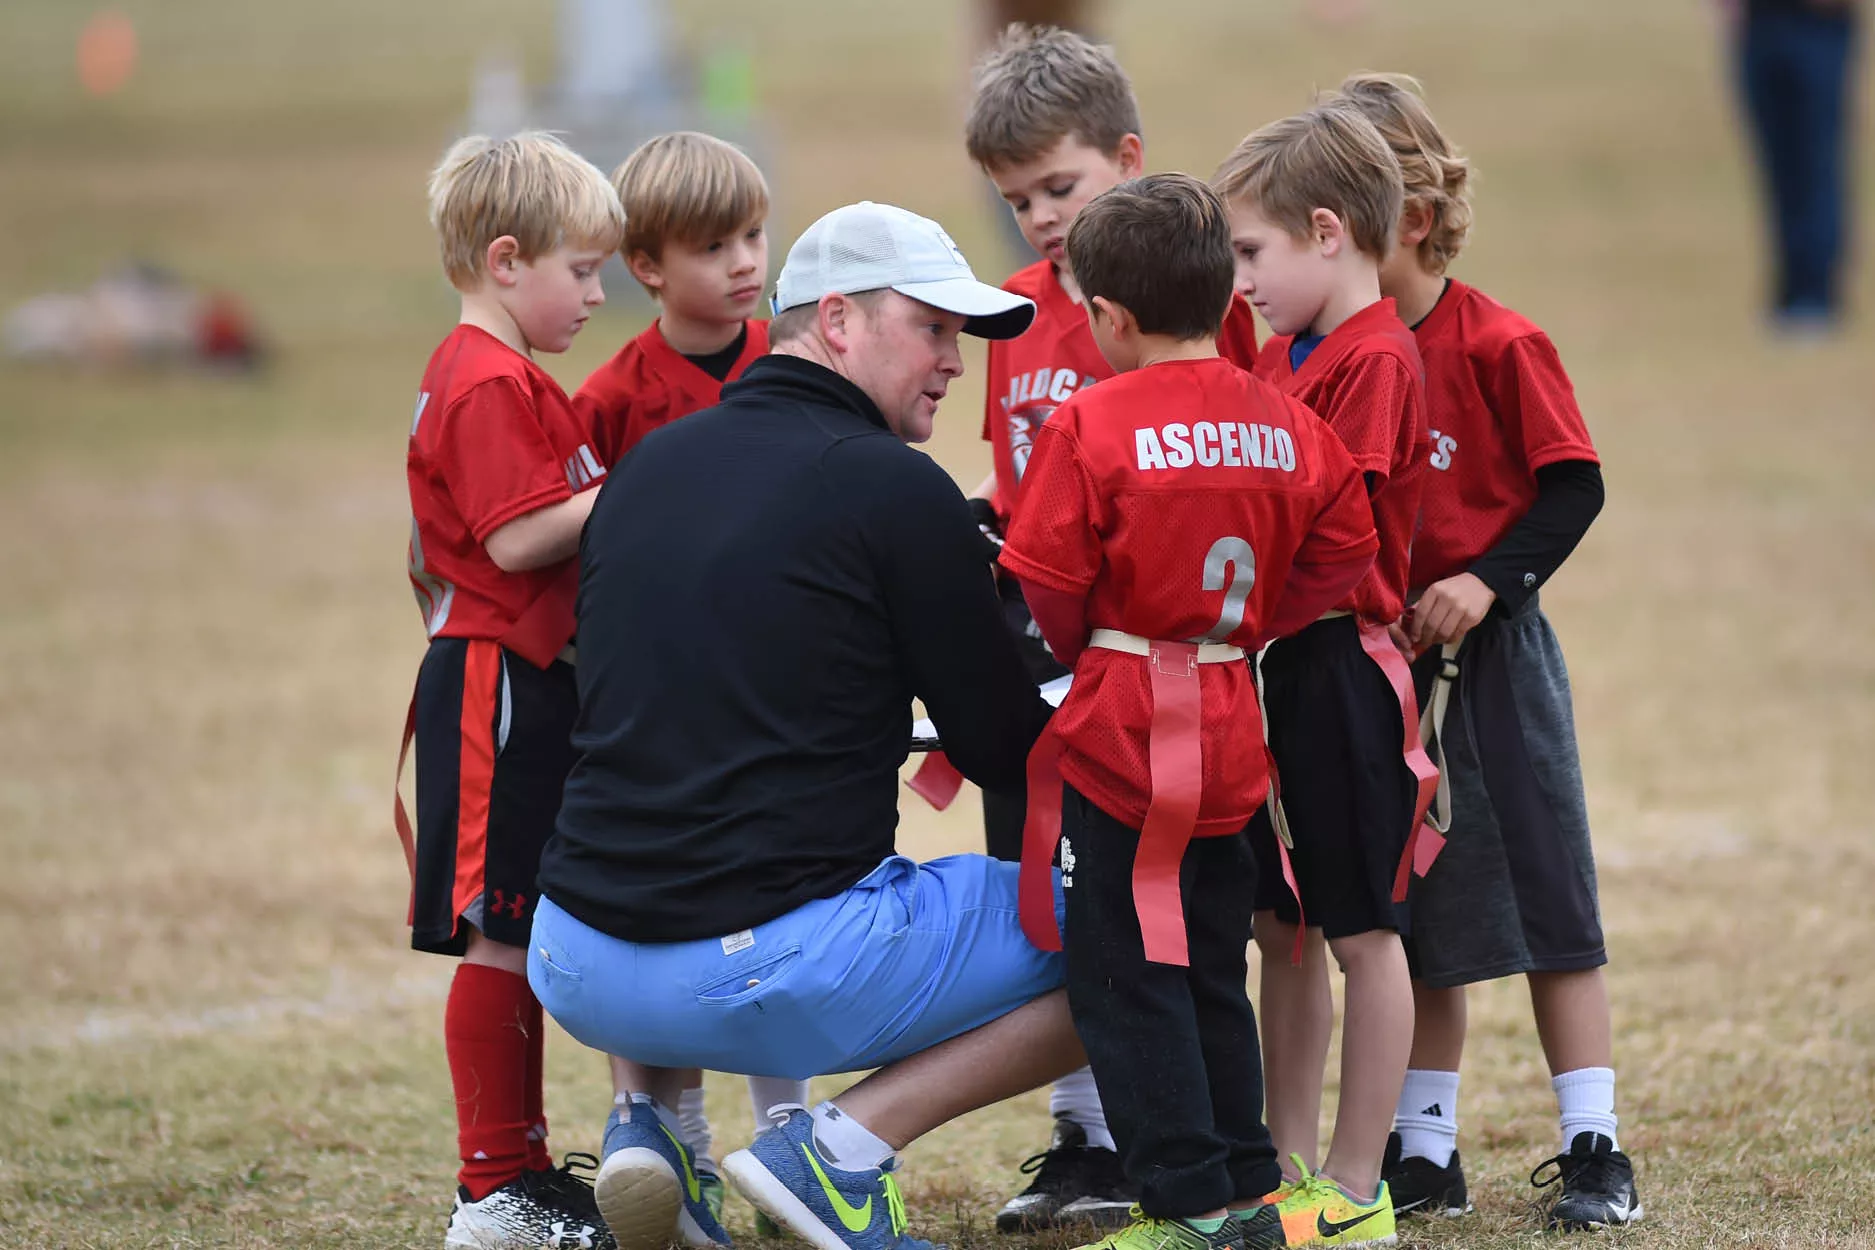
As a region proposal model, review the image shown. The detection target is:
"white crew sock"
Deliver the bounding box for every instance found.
[1393,1069,1461,1167]
[677,1085,717,1175]
[622,1091,684,1139]
[748,1076,811,1134]
[808,1101,895,1170]
[1048,1066,1115,1152]
[1552,1067,1618,1150]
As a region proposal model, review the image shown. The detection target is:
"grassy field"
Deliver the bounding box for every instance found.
[2,0,1873,1246]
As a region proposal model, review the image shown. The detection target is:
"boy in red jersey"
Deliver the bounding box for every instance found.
[405,131,623,1249]
[578,132,771,468]
[1212,101,1429,1247]
[1333,74,1636,1232]
[574,128,811,1248]
[1000,173,1378,1250]
[962,32,1258,1223]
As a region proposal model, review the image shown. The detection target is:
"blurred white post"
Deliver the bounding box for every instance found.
[559,0,677,118]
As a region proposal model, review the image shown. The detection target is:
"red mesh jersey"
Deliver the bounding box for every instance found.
[1407,281,1599,590]
[1254,298,1427,623]
[576,319,769,467]
[1000,357,1376,833]
[982,260,1260,520]
[406,326,606,661]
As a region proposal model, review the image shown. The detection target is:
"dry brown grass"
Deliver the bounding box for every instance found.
[2,0,1873,1246]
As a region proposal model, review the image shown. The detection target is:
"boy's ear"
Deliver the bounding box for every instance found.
[1114,133,1145,178]
[484,235,523,287]
[1090,295,1132,338]
[1310,207,1346,257]
[626,249,665,294]
[1398,199,1435,250]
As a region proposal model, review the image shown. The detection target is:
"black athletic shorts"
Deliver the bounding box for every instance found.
[1249,616,1414,939]
[410,638,577,956]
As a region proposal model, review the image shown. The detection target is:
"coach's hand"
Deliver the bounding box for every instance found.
[1410,572,1496,649]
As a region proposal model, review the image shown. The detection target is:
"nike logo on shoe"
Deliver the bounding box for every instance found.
[1317,1206,1384,1238]
[801,1145,874,1232]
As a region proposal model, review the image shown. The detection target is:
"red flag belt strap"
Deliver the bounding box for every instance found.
[907,751,966,810]
[1019,632,1244,968]
[1352,620,1447,901]
[393,687,418,925]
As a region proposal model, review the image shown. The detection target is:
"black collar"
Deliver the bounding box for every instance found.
[722,354,890,433]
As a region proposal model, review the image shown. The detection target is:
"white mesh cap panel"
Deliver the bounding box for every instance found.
[772,200,1036,338]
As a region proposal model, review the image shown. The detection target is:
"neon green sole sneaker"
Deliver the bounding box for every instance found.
[1271,1160,1395,1247]
[1070,1206,1248,1250]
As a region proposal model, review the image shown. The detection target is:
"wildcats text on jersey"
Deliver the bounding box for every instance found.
[1135,420,1298,472]
[1003,366,1098,481]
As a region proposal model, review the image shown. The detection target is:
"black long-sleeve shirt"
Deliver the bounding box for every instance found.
[1467,459,1605,616]
[540,354,1052,942]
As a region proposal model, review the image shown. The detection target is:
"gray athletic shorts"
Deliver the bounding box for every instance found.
[1406,593,1607,988]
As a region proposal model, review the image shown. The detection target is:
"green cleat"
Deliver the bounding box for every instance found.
[1070,1206,1247,1250]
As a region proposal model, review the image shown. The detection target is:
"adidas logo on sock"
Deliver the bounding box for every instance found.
[1420,1103,1443,1117]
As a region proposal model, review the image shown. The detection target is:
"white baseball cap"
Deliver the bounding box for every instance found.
[773,201,1036,340]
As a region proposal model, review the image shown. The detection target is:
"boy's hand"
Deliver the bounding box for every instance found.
[1409,572,1496,649]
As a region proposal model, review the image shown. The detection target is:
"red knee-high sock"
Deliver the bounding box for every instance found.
[522,994,552,1172]
[447,962,539,1199]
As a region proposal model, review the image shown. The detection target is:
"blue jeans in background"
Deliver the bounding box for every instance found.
[1737,7,1859,323]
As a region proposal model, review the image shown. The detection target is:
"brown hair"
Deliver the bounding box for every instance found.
[1329,73,1473,274]
[614,131,769,263]
[1211,102,1403,260]
[1066,173,1234,341]
[427,131,624,291]
[965,24,1142,170]
[767,288,888,348]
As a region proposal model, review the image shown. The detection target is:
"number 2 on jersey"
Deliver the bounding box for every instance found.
[1201,536,1255,642]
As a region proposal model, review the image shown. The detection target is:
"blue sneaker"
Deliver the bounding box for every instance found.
[598,1098,733,1250]
[721,1107,934,1250]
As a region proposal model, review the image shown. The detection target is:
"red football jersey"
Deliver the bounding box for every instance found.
[1000,357,1377,834]
[1254,298,1427,623]
[405,325,605,661]
[1407,281,1599,590]
[982,261,1260,520]
[577,319,769,467]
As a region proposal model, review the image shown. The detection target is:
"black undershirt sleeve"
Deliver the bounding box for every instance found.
[1467,459,1605,615]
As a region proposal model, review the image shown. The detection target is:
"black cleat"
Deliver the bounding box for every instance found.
[447,1154,617,1249]
[995,1119,1136,1232]
[1382,1131,1471,1218]
[1531,1132,1642,1231]
[1234,1201,1286,1250]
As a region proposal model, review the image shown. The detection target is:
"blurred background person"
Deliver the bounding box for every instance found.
[1729,0,1863,331]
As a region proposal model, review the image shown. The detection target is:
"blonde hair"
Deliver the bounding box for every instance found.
[965,24,1141,170]
[1211,102,1403,261]
[1330,73,1473,274]
[614,131,769,263]
[427,131,626,291]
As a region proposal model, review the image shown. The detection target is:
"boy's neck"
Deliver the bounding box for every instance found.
[658,310,745,357]
[1388,266,1448,329]
[459,294,531,357]
[1136,336,1218,370]
[1307,263,1385,339]
[1055,263,1084,306]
